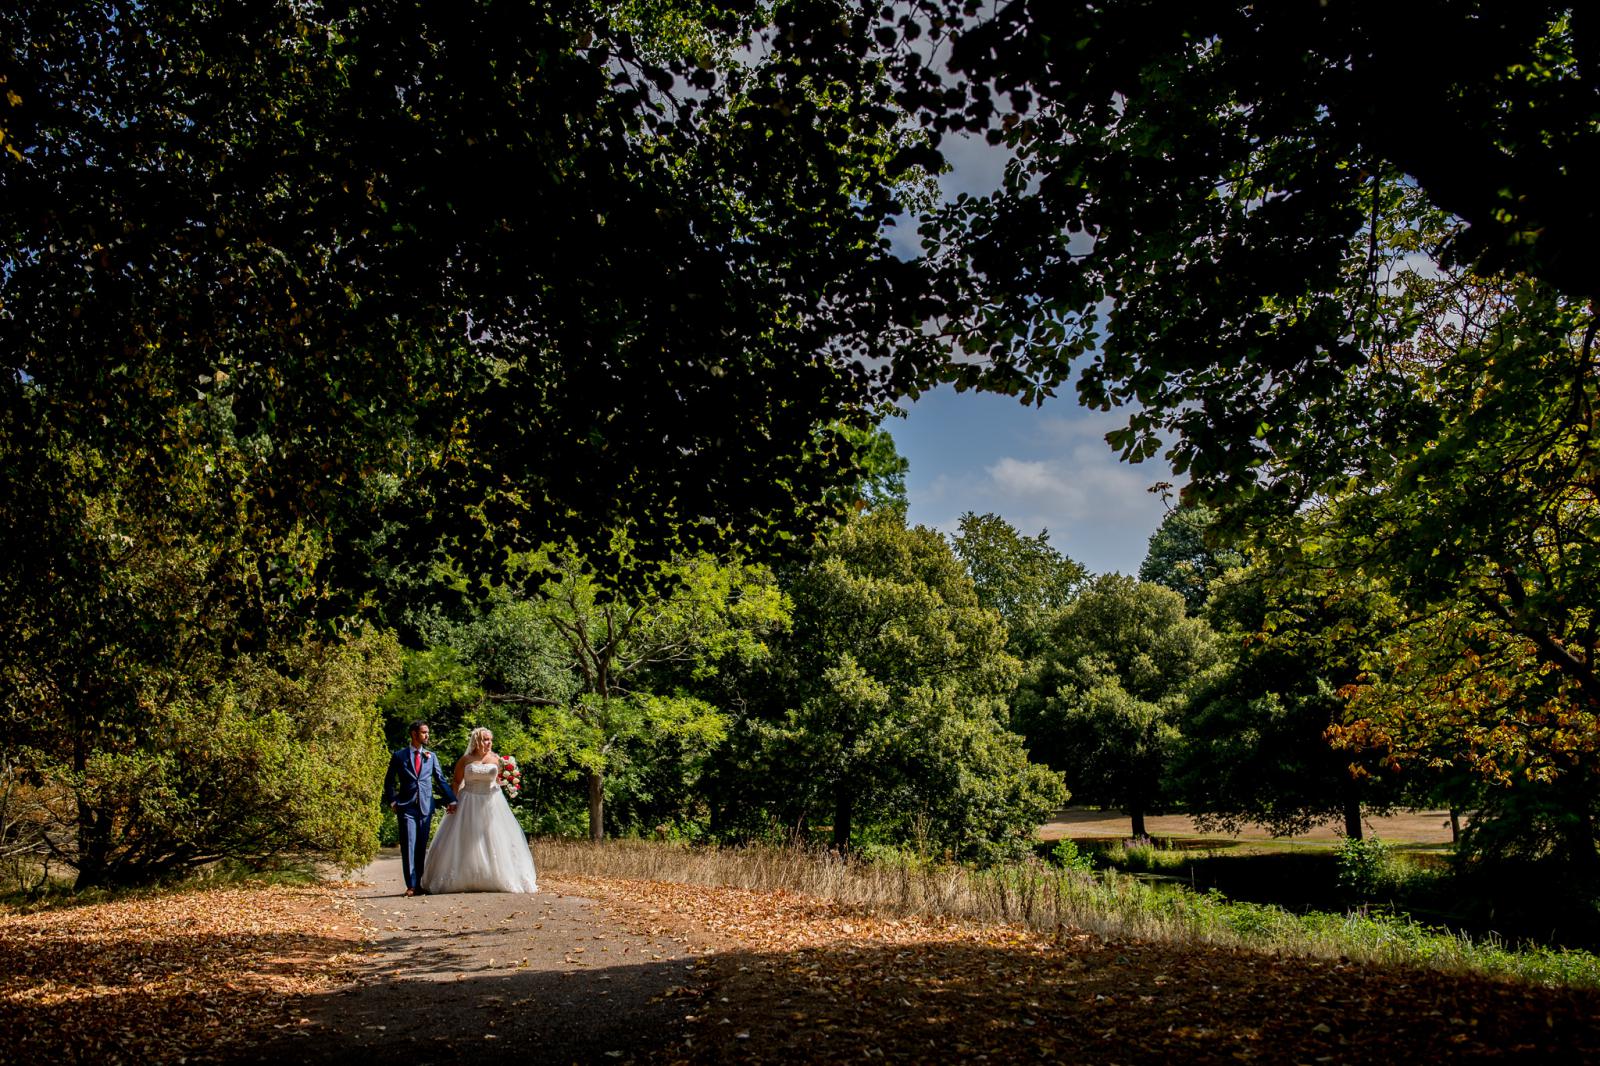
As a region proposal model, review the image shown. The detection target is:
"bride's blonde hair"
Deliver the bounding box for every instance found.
[465,726,493,758]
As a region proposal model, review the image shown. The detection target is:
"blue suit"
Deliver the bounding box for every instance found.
[382,746,458,892]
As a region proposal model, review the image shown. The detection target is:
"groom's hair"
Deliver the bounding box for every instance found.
[409,720,429,736]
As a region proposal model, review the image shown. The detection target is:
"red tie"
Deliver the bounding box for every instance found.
[413,750,422,776]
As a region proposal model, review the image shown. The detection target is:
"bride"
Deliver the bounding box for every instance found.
[421,727,538,894]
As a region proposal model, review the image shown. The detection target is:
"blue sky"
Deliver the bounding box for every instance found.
[884,133,1177,577]
[887,389,1176,577]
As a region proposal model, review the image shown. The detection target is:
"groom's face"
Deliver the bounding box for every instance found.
[411,724,429,748]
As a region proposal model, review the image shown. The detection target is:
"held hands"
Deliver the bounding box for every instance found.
[447,802,458,813]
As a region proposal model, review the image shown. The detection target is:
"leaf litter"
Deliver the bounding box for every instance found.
[0,882,369,1064]
[559,875,1600,1064]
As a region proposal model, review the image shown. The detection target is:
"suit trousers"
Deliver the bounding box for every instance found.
[396,806,432,890]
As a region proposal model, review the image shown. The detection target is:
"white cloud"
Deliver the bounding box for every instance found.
[988,456,1072,499]
[891,381,1184,576]
[902,414,1176,575]
[976,446,1163,521]
[937,131,1012,200]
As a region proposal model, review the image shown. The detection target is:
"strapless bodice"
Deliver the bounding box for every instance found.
[460,760,502,795]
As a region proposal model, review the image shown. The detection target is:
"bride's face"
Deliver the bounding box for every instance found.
[477,732,493,755]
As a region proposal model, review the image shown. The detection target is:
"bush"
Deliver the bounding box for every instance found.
[378,807,400,847]
[1336,835,1396,898]
[1050,839,1095,873]
[60,629,400,886]
[514,789,590,838]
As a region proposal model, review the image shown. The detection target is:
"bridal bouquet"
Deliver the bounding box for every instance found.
[498,756,522,799]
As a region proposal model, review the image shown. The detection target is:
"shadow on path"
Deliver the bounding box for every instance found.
[236,853,702,1065]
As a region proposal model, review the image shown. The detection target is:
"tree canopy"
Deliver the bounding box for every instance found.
[1139,505,1243,614]
[0,0,951,613]
[1017,574,1217,837]
[0,0,955,885]
[713,509,1065,859]
[885,3,1600,865]
[1178,565,1406,840]
[10,0,1600,886]
[889,1,1599,501]
[950,511,1086,657]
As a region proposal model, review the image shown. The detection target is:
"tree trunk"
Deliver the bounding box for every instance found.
[832,788,854,852]
[73,802,112,890]
[1449,808,1461,844]
[1129,806,1147,839]
[72,730,112,890]
[1342,793,1363,841]
[587,771,604,843]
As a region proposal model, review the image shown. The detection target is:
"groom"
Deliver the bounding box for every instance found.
[382,721,458,896]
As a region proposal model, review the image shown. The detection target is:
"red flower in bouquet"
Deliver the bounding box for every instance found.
[498,755,522,799]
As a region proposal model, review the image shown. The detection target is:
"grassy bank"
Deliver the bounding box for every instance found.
[535,836,1600,989]
[1056,834,1600,953]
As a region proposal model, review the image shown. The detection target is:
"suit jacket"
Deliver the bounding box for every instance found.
[382,746,458,818]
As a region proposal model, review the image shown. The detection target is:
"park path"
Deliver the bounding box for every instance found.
[236,852,708,1065]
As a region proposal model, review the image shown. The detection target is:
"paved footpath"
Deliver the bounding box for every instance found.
[238,851,704,1065]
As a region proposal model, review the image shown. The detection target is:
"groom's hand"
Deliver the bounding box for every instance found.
[447,802,458,813]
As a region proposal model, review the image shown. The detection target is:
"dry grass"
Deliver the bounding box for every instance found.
[534,836,1600,988]
[538,836,1137,933]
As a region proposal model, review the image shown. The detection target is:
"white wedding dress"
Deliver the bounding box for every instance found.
[421,760,538,894]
